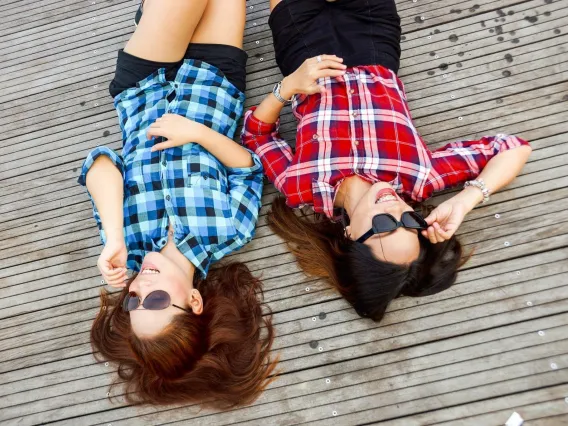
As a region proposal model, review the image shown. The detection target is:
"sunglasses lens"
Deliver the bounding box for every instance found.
[123,292,140,312]
[143,290,171,311]
[403,211,427,229]
[372,214,398,232]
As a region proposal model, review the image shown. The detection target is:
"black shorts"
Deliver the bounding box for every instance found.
[109,43,248,98]
[269,0,401,77]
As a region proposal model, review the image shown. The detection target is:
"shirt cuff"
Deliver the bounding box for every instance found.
[243,107,279,136]
[225,150,264,176]
[77,146,124,186]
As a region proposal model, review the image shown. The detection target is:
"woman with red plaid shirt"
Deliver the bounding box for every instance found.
[242,0,532,321]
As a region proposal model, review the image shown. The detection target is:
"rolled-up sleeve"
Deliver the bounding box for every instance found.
[426,134,530,193]
[77,146,125,186]
[241,108,293,193]
[226,152,264,244]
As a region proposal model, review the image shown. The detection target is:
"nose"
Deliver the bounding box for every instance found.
[383,203,405,218]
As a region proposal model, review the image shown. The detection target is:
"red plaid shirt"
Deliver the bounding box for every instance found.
[242,65,529,218]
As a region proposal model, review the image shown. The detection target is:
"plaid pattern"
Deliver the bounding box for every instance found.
[242,65,529,218]
[79,60,263,276]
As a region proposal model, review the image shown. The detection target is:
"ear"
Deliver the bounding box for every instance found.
[344,225,352,239]
[188,289,203,315]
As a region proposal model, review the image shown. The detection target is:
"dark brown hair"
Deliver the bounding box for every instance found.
[91,262,277,408]
[269,197,469,322]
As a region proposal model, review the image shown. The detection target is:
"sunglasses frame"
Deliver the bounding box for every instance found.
[356,211,428,243]
[122,290,192,313]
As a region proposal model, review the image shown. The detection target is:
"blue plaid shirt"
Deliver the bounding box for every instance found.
[78,60,263,277]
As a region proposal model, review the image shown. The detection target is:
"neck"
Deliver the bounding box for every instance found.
[161,242,196,282]
[334,176,372,217]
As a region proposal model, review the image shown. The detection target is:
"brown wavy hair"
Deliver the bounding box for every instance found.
[269,197,470,322]
[91,262,277,408]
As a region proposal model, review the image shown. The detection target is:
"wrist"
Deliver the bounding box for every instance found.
[279,77,295,101]
[459,186,485,211]
[189,121,208,145]
[106,229,125,244]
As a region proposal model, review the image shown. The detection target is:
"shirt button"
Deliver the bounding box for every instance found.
[354,140,359,146]
[165,195,171,201]
[162,160,166,166]
[349,89,355,95]
[203,175,208,180]
[160,239,166,245]
[352,112,358,117]
[312,134,319,140]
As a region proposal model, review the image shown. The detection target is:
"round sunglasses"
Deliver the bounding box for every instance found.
[122,290,191,313]
[356,211,428,243]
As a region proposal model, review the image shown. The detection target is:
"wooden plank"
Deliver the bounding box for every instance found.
[320,382,568,426]
[5,310,567,424]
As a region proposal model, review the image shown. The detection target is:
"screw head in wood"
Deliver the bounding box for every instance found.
[538,331,545,336]
[504,241,510,247]
[495,214,500,218]
[101,280,105,284]
[332,411,338,416]
[458,116,463,120]
[326,378,331,384]
[551,363,558,370]
[306,287,310,291]
[516,271,521,275]
[318,346,323,351]
[526,301,533,306]
[312,317,317,321]
[105,362,109,366]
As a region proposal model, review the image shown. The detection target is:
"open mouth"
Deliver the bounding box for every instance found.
[375,188,398,204]
[140,261,160,275]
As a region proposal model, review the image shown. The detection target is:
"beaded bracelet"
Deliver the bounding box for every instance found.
[464,178,490,204]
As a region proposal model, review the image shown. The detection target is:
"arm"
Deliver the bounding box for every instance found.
[147,114,253,168]
[78,149,128,287]
[423,135,532,243]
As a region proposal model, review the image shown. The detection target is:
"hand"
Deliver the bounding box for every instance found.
[98,237,128,288]
[422,197,470,244]
[146,114,205,151]
[280,55,347,98]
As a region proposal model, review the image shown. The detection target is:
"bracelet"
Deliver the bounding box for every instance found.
[464,178,491,204]
[272,81,293,104]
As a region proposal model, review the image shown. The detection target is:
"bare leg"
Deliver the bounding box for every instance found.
[270,0,282,12]
[190,0,246,48]
[124,0,209,63]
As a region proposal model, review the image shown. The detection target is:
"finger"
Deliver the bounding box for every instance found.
[107,281,128,288]
[424,212,437,226]
[320,54,344,63]
[421,229,429,238]
[307,85,326,95]
[151,141,174,152]
[427,226,438,244]
[105,268,127,280]
[315,69,347,80]
[146,128,163,140]
[317,60,347,70]
[433,222,452,240]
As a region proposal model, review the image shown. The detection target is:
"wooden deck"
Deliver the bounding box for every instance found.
[1,0,567,424]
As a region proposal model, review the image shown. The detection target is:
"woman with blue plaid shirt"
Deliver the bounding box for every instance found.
[78,0,276,408]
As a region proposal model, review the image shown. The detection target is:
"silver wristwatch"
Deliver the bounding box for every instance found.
[272,81,293,104]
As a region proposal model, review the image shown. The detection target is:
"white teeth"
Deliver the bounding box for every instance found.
[141,268,160,275]
[376,194,397,203]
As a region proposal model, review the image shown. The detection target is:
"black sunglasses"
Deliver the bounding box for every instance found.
[122,290,191,313]
[356,211,428,243]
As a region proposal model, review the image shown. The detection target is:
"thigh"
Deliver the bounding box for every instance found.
[124,0,209,63]
[190,0,246,48]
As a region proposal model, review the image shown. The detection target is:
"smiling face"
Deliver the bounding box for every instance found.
[345,182,421,265]
[127,252,202,338]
